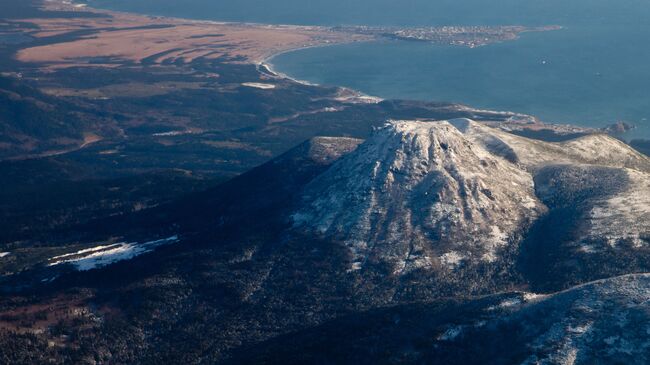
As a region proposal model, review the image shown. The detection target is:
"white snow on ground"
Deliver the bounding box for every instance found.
[439,251,465,269]
[523,292,547,302]
[438,326,463,341]
[480,125,649,172]
[347,261,363,273]
[50,243,122,261]
[152,130,197,137]
[48,236,179,271]
[486,292,547,312]
[242,82,276,89]
[497,298,523,309]
[295,119,649,276]
[586,169,650,249]
[0,252,9,258]
[519,274,650,364]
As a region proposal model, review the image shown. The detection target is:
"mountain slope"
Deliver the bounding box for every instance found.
[0,76,110,159]
[230,274,650,365]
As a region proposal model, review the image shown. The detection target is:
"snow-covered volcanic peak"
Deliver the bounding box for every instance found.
[449,117,650,173]
[293,119,545,274]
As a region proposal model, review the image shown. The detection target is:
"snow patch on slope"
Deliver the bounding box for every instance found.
[587,169,650,249]
[242,82,276,89]
[48,236,179,271]
[519,274,650,364]
[431,275,650,364]
[439,251,465,269]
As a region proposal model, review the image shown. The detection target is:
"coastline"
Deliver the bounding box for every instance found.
[259,44,330,87]
[52,2,554,117]
[58,1,386,101]
[57,1,549,110]
[259,41,387,103]
[33,1,650,141]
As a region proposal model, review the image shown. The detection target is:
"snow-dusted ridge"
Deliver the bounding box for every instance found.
[431,274,650,364]
[48,236,179,271]
[585,168,650,249]
[504,274,650,363]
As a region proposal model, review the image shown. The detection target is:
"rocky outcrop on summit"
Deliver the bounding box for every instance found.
[281,136,364,165]
[293,120,546,274]
[452,117,649,172]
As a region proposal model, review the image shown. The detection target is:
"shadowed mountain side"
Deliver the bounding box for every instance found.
[520,164,650,292]
[228,274,650,365]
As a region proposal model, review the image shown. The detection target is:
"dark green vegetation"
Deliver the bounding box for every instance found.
[0,75,108,158]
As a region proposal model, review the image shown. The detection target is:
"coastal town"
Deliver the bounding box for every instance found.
[335,25,563,48]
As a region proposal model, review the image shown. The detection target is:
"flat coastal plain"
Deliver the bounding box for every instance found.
[14,1,372,70]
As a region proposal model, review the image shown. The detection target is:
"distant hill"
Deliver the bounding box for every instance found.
[0,76,106,159]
